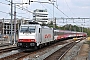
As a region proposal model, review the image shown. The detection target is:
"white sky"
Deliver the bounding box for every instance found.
[0,0,90,27]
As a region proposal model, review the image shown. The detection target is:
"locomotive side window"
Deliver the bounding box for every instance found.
[54,31,64,35]
[39,28,40,33]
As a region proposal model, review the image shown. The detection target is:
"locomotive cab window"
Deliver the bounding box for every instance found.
[20,26,36,33]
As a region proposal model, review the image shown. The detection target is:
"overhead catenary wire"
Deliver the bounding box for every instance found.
[16,5,33,14]
[0,2,30,19]
[64,0,76,17]
[49,1,69,18]
[0,1,9,5]
[8,0,69,18]
[54,4,69,18]
[51,2,69,18]
[0,0,31,19]
[0,10,30,19]
[38,0,53,17]
[5,0,46,17]
[0,10,10,15]
[33,0,69,18]
[5,0,36,14]
[4,0,69,18]
[38,0,62,18]
[4,0,32,14]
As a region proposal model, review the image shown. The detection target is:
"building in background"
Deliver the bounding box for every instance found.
[33,9,50,24]
[0,19,14,35]
[0,19,32,35]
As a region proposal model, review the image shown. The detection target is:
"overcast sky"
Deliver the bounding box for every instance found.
[0,0,90,27]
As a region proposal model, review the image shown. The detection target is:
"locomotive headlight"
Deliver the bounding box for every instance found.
[30,43,35,46]
[19,43,22,45]
[31,39,36,42]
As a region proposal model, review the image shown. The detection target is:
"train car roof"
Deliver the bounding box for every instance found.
[54,29,84,34]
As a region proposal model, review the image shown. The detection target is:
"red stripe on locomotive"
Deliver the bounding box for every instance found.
[18,39,36,42]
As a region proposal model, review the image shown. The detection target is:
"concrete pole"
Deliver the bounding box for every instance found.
[14,4,16,44]
[54,17,56,28]
[53,3,55,28]
[10,0,13,44]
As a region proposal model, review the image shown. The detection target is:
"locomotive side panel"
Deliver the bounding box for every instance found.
[40,28,53,44]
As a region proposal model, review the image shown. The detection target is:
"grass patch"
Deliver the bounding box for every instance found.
[84,41,90,45]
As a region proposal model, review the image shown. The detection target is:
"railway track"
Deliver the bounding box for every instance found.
[0,40,70,60]
[0,52,31,60]
[0,39,83,60]
[0,47,19,53]
[0,43,11,47]
[44,40,80,60]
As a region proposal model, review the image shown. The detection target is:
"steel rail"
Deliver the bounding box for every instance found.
[0,47,19,53]
[44,40,80,60]
[58,41,79,60]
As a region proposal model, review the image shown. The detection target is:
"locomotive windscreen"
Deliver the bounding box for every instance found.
[20,26,36,33]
